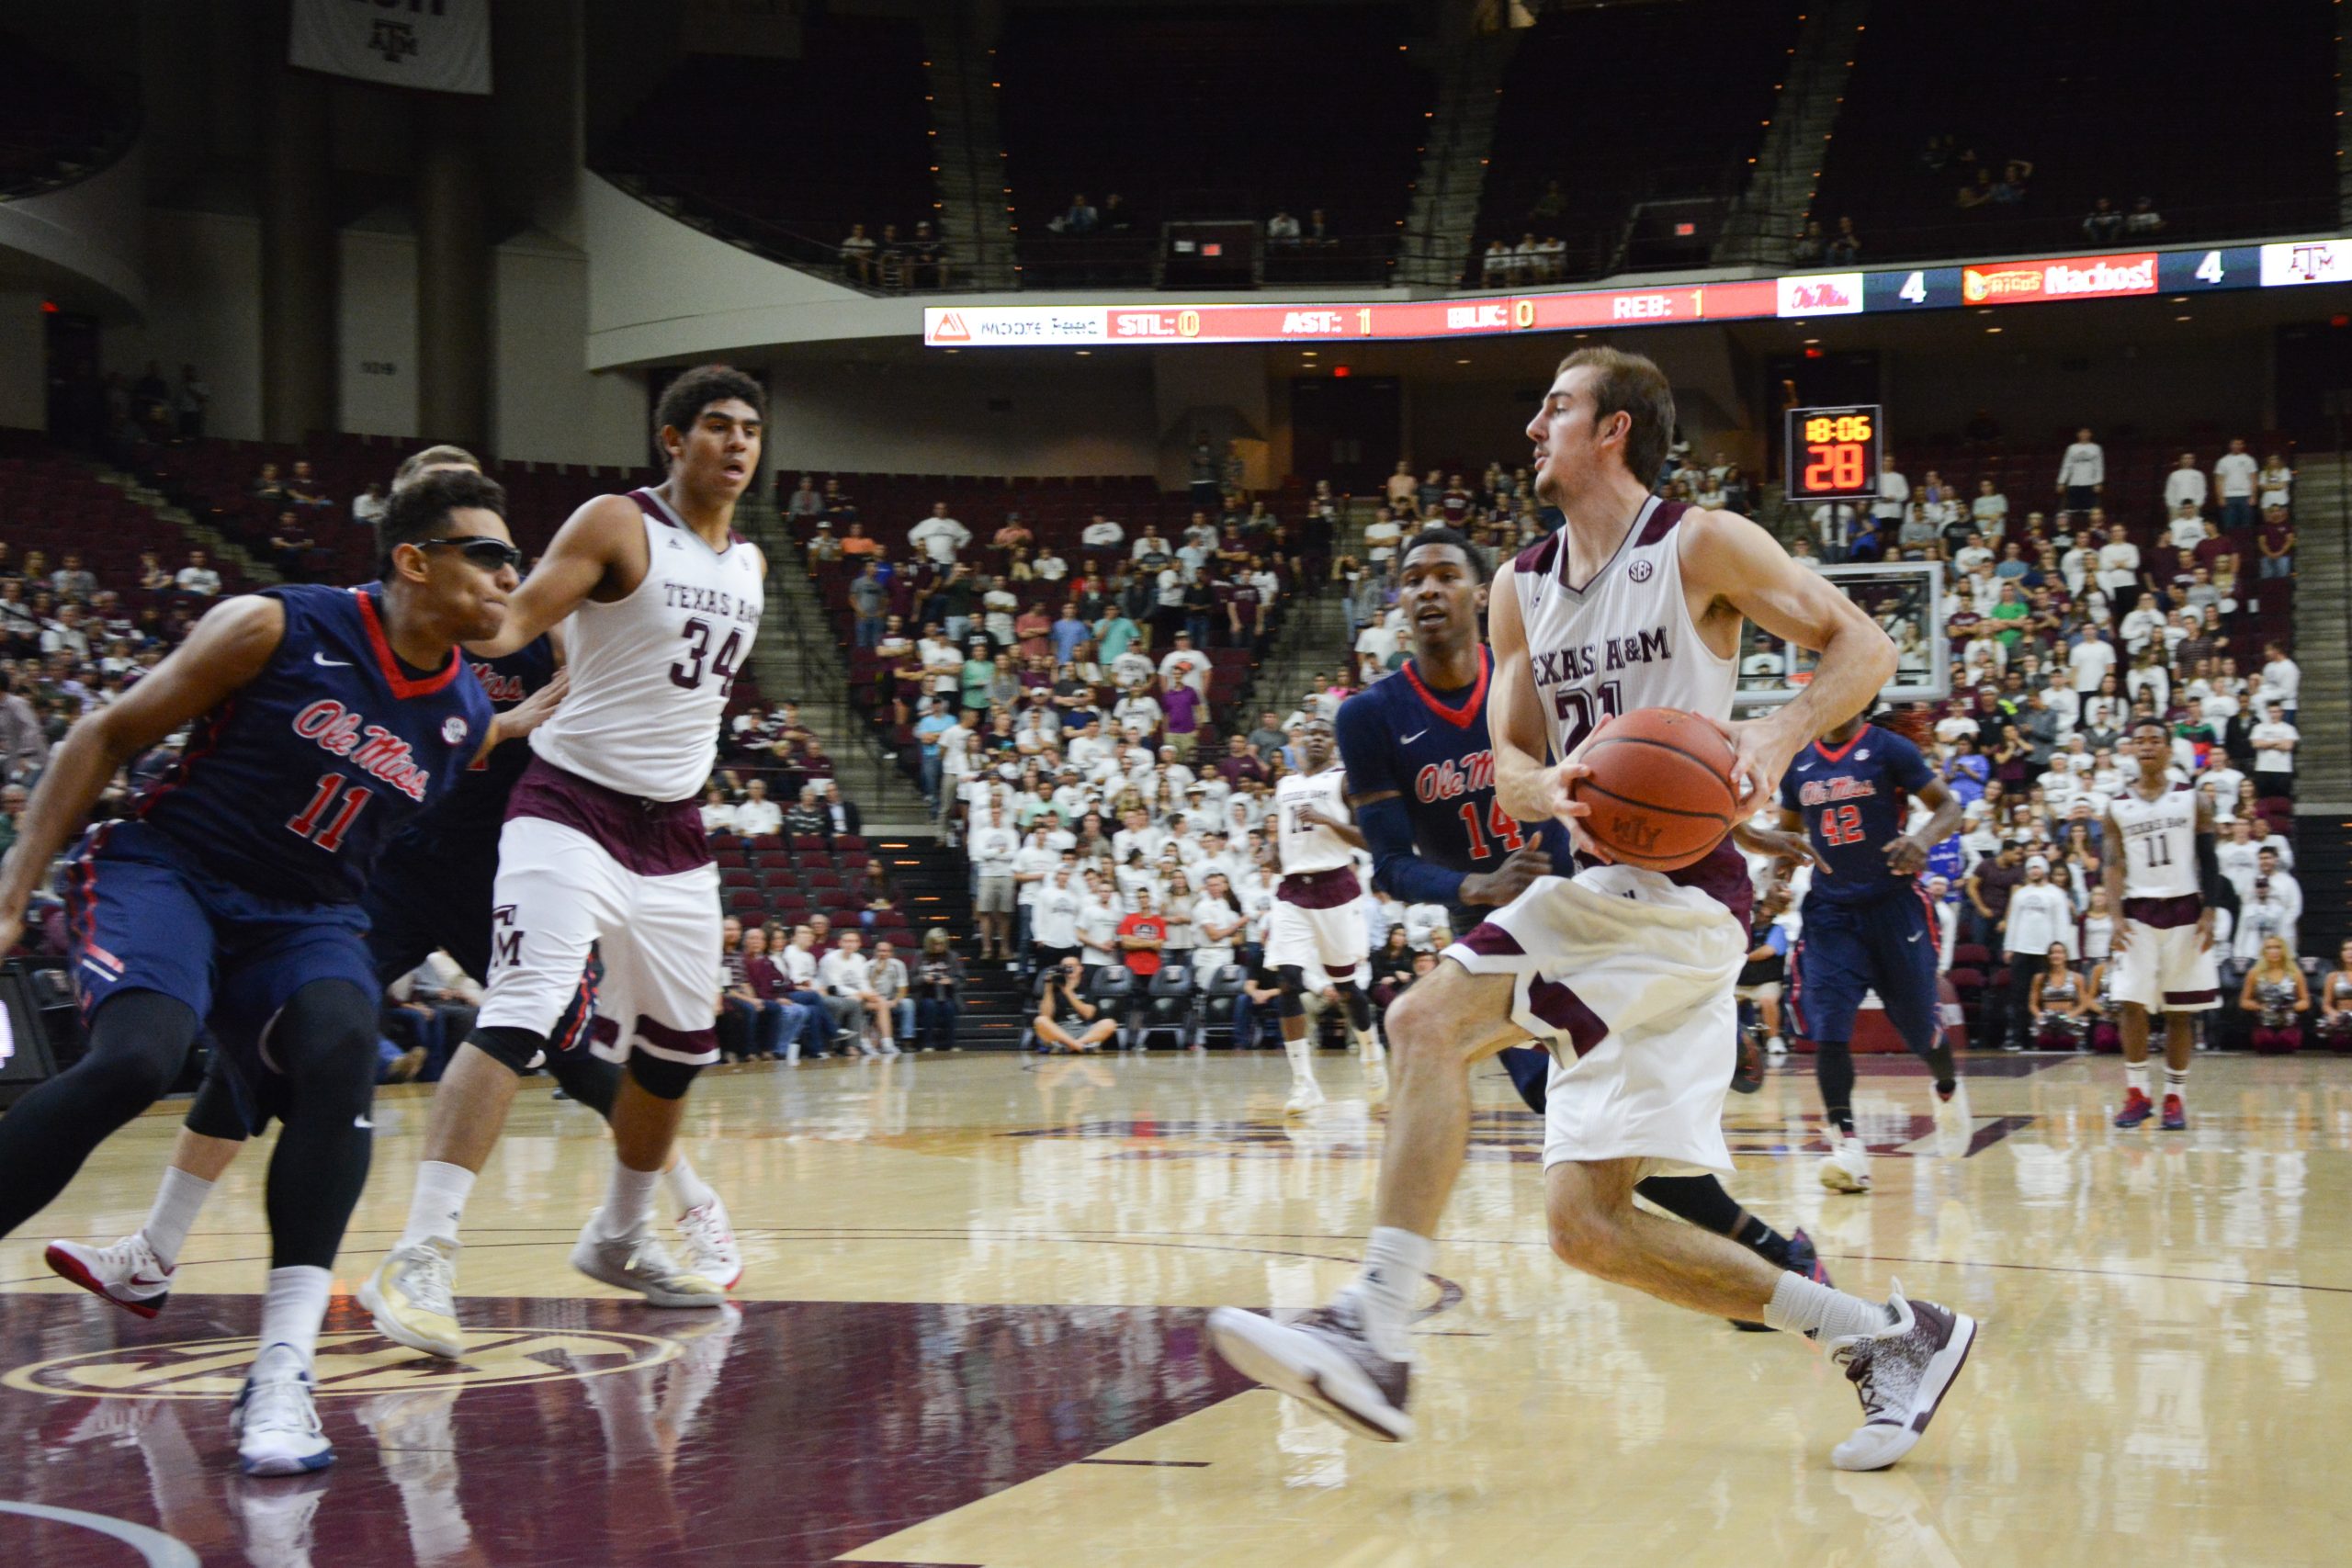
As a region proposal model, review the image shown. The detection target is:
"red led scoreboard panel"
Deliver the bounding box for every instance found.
[1785,405,1883,504]
[923,238,2352,347]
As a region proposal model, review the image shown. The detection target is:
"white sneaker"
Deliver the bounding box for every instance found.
[1825,1280,1977,1471]
[1932,1079,1974,1159]
[1766,1034,1789,1058]
[44,1233,174,1319]
[1207,1302,1414,1443]
[674,1198,743,1291]
[571,1212,726,1307]
[358,1238,464,1360]
[1818,1133,1872,1193]
[1284,1078,1326,1116]
[232,1349,334,1476]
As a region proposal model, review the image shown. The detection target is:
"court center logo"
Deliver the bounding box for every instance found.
[6,1328,677,1401]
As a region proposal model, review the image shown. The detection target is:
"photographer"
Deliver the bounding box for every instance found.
[1036,954,1117,1054]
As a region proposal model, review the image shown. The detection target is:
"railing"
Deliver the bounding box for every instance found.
[1767,195,2343,272]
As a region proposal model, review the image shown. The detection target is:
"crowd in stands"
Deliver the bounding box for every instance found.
[1764,424,2312,1054]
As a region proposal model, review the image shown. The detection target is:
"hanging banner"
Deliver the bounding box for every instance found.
[289,0,493,96]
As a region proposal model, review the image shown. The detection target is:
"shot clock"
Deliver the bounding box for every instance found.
[1783,404,1883,504]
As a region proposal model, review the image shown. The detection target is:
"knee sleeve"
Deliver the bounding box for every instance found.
[1634,1174,1745,1236]
[626,1048,703,1100]
[1814,1035,1857,1116]
[0,991,199,1238]
[182,1050,254,1142]
[262,981,379,1270]
[81,991,199,1112]
[1333,981,1374,1034]
[1275,965,1307,1021]
[466,1023,550,1076]
[548,1050,622,1119]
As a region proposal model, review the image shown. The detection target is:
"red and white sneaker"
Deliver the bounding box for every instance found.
[2112,1089,2154,1129]
[674,1198,743,1291]
[1825,1279,1977,1471]
[2160,1093,2187,1131]
[45,1234,174,1319]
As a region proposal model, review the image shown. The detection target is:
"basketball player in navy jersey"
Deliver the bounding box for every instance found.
[1337,526,1828,1325]
[1774,706,1969,1191]
[0,470,514,1474]
[44,446,745,1329]
[1213,348,1974,1473]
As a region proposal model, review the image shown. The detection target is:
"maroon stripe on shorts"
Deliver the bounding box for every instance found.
[1455,920,1525,957]
[637,1015,718,1056]
[2123,893,2202,931]
[2164,987,2220,1006]
[1525,977,1606,1057]
[1277,866,1361,909]
[505,756,710,876]
[1666,839,1754,925]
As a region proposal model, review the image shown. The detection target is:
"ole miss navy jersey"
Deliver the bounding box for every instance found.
[1335,649,1572,905]
[1778,723,1935,908]
[396,635,558,852]
[132,584,495,907]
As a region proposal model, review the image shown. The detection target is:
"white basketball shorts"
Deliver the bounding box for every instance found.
[1447,863,1747,1174]
[2111,897,2221,1013]
[476,815,724,1066]
[1264,898,1370,976]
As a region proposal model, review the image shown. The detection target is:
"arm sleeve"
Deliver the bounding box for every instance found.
[1356,793,1470,906]
[1335,694,1471,907]
[2196,829,2238,919]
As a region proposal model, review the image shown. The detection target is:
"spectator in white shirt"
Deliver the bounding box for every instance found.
[909,502,971,567]
[1812,501,1856,563]
[2095,525,2141,612]
[2213,438,2259,530]
[1081,514,1125,554]
[1130,526,1172,562]
[1362,508,1404,566]
[2056,428,2104,518]
[1871,457,1909,530]
[2258,454,2293,513]
[700,784,738,836]
[175,548,221,597]
[968,805,1021,961]
[2001,856,2078,1049]
[1158,633,1210,695]
[1969,479,2009,538]
[816,931,894,1054]
[2251,703,2298,795]
[2258,640,2300,722]
[2068,627,2116,693]
[2161,452,2207,518]
[732,778,783,837]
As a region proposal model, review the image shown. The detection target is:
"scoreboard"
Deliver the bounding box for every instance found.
[1784,405,1883,504]
[925,238,2352,347]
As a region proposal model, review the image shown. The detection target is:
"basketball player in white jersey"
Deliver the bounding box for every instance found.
[1211,348,1976,1472]
[2104,719,2227,1130]
[363,367,766,1351]
[1266,716,1385,1112]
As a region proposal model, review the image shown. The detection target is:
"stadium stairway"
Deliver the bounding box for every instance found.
[884,839,1029,1050]
[1716,0,1869,268]
[734,492,940,836]
[90,461,277,588]
[1246,501,1374,718]
[1398,30,1518,288]
[921,8,1017,291]
[2288,456,2350,958]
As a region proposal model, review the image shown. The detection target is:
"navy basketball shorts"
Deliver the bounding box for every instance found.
[62,821,378,1129]
[1788,886,1941,1052]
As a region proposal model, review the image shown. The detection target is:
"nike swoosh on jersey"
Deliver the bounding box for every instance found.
[1905,931,1922,942]
[1400,730,1429,744]
[312,652,352,668]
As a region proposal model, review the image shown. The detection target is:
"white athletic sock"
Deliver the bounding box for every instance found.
[595,1161,662,1239]
[2163,1066,2188,1102]
[1346,1226,1432,1359]
[1353,1027,1384,1064]
[256,1266,333,1375]
[662,1155,718,1219]
[399,1161,477,1251]
[1282,1032,1318,1086]
[2124,1063,2151,1099]
[142,1166,214,1269]
[1763,1272,1898,1344]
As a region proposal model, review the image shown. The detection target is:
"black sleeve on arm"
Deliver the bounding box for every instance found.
[2197,829,2237,919]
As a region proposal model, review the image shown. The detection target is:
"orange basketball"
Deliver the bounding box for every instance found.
[1568,707,1740,871]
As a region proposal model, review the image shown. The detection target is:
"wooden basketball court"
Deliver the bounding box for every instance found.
[1,1047,2342,1566]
